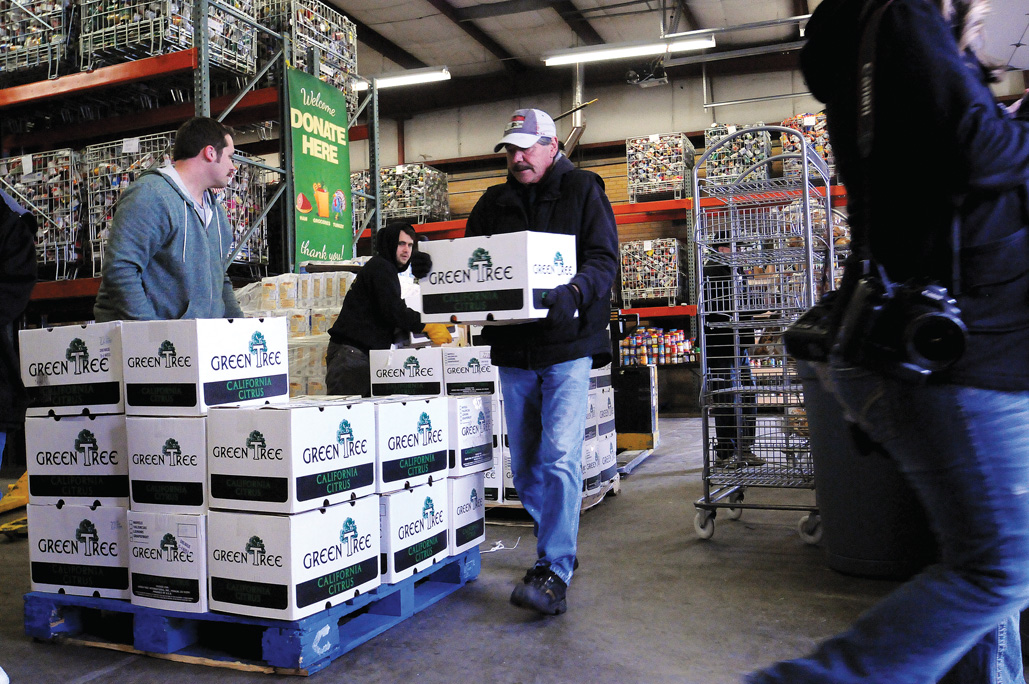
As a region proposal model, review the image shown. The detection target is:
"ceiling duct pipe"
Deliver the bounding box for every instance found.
[563,63,586,156]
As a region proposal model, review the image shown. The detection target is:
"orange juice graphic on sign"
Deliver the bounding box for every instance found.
[313,182,329,217]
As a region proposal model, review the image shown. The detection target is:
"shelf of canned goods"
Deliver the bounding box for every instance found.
[620,237,690,308]
[256,0,359,120]
[626,132,695,204]
[619,327,697,367]
[79,0,258,74]
[0,149,83,280]
[351,163,449,228]
[780,113,836,183]
[0,0,73,79]
[702,123,772,185]
[82,130,271,277]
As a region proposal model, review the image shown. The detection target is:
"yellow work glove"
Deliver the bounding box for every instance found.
[423,323,453,346]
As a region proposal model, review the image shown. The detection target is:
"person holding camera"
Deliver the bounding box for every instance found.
[750,1,1029,683]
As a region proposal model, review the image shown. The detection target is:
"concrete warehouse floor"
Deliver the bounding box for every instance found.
[0,417,902,684]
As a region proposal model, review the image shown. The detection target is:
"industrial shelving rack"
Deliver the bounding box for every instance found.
[0,148,83,280]
[781,113,836,183]
[626,132,695,204]
[692,124,834,544]
[79,0,258,75]
[0,0,74,79]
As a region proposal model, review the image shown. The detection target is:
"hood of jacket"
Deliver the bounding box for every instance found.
[374,222,419,272]
[801,0,869,104]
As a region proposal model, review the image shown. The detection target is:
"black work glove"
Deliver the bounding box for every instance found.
[542,284,582,328]
[409,251,432,279]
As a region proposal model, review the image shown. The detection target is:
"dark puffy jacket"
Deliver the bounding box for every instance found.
[802,0,1029,390]
[327,223,423,352]
[465,154,618,369]
[0,190,38,430]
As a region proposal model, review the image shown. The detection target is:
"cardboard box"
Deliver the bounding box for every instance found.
[127,511,207,612]
[502,448,518,503]
[448,472,486,556]
[597,387,616,439]
[121,318,289,416]
[369,347,444,397]
[419,231,577,324]
[207,497,380,620]
[442,346,497,395]
[26,414,129,507]
[127,417,207,512]
[581,442,601,496]
[483,450,503,503]
[447,395,493,477]
[598,432,618,483]
[374,396,449,493]
[28,503,129,598]
[207,400,377,514]
[585,390,599,444]
[20,322,123,417]
[589,363,613,390]
[379,479,449,584]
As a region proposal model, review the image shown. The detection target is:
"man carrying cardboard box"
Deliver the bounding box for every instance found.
[465,108,618,615]
[325,221,452,396]
[94,117,245,322]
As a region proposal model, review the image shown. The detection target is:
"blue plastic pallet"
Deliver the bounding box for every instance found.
[24,547,480,675]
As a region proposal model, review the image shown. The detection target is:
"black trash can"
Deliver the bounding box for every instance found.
[799,362,937,579]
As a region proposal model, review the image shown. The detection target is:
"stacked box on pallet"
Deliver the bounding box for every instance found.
[626,132,695,204]
[79,0,257,74]
[0,0,72,79]
[619,237,688,308]
[0,149,83,279]
[82,132,271,277]
[20,321,130,598]
[256,0,359,120]
[780,112,836,181]
[379,163,450,224]
[703,123,772,184]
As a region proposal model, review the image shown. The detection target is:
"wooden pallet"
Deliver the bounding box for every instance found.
[486,476,620,514]
[24,547,481,676]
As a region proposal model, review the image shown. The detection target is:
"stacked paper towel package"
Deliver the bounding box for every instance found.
[17,231,613,626]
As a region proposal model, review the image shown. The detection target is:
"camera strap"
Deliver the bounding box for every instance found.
[855,0,963,296]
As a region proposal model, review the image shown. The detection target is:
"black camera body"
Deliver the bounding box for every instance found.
[834,276,967,381]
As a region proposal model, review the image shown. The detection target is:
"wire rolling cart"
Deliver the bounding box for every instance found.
[692,125,835,543]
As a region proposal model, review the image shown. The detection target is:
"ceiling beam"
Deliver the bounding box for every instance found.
[552,1,605,46]
[669,0,701,34]
[792,0,809,18]
[347,15,427,70]
[422,0,527,73]
[455,0,561,20]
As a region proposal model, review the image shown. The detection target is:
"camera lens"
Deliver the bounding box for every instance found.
[905,313,967,371]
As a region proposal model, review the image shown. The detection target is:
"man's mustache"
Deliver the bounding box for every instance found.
[513,163,532,171]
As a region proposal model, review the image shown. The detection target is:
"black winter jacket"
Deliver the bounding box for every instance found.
[465,155,618,369]
[802,0,1029,390]
[327,223,423,352]
[0,190,38,431]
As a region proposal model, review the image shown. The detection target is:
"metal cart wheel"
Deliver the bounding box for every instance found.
[694,510,715,539]
[727,491,745,520]
[798,513,823,545]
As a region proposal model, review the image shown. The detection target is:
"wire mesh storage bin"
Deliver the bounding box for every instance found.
[83,131,175,276]
[83,131,270,276]
[350,169,368,237]
[80,0,257,74]
[702,123,772,185]
[781,113,836,182]
[626,132,695,203]
[692,125,834,543]
[620,237,689,308]
[380,163,450,224]
[0,0,73,78]
[0,149,83,279]
[256,0,359,119]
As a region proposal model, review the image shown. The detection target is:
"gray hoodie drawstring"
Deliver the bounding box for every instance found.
[182,201,188,262]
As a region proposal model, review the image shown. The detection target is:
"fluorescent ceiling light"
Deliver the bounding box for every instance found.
[354,66,451,91]
[543,36,715,66]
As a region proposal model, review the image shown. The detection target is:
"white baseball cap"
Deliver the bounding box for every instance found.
[494,108,558,153]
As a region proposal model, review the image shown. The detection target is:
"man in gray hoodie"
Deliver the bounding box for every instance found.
[95,117,245,322]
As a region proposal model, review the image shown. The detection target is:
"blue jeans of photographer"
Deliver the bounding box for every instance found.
[499,357,591,585]
[748,366,1029,684]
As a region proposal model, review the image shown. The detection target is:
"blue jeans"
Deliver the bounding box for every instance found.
[499,357,591,585]
[748,367,1029,684]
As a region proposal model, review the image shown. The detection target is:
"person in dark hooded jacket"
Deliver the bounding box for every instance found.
[748,1,1029,683]
[325,221,451,396]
